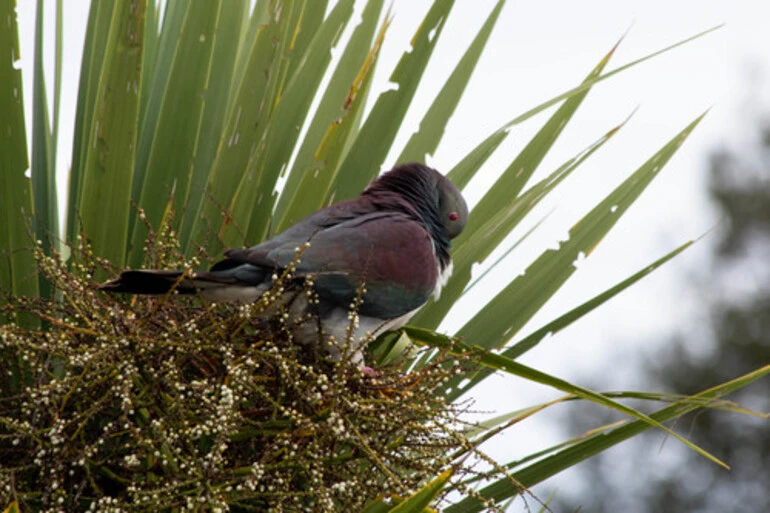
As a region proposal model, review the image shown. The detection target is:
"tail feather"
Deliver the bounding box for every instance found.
[99,269,234,295]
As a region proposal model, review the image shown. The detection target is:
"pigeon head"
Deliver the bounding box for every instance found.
[363,163,468,268]
[436,171,468,239]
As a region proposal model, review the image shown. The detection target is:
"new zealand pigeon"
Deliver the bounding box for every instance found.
[101,163,468,366]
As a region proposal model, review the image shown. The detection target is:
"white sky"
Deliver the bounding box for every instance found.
[16,1,770,509]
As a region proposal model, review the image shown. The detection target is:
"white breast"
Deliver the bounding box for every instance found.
[433,260,453,301]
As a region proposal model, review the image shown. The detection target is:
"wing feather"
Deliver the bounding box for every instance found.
[223,211,437,318]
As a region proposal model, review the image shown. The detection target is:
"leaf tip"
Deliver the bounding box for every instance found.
[611,20,635,56]
[606,106,639,137]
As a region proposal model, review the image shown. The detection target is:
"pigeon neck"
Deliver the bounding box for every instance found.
[363,189,452,272]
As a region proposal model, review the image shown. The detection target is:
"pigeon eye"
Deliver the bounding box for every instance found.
[448,211,459,222]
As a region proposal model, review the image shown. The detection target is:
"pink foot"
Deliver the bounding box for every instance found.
[361,366,379,377]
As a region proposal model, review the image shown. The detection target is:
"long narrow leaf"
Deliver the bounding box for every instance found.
[413,44,618,329]
[443,239,694,402]
[31,0,57,298]
[2,501,19,513]
[507,242,694,358]
[415,118,626,332]
[230,0,356,245]
[462,400,563,441]
[228,2,270,115]
[390,467,453,512]
[66,2,115,243]
[397,0,506,163]
[0,0,39,388]
[328,0,456,203]
[283,0,330,82]
[497,26,720,135]
[128,0,189,242]
[445,25,717,198]
[445,130,507,192]
[455,113,705,350]
[410,119,627,370]
[178,0,248,255]
[273,0,387,230]
[276,11,390,232]
[0,0,38,300]
[52,0,62,168]
[127,1,223,267]
[188,0,301,253]
[78,0,147,271]
[363,468,454,513]
[462,211,552,297]
[445,365,770,512]
[405,328,728,470]
[138,0,160,123]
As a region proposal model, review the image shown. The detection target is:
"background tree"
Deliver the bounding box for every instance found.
[555,113,770,513]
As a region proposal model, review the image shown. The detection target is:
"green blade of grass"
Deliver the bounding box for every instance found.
[78,0,147,272]
[229,0,356,245]
[412,44,618,329]
[52,0,62,167]
[363,468,454,512]
[444,25,718,197]
[455,113,705,351]
[445,129,508,191]
[283,0,330,82]
[397,0,506,163]
[443,239,694,402]
[445,365,770,513]
[0,0,40,382]
[390,467,454,512]
[128,0,188,242]
[273,0,386,231]
[127,1,223,267]
[188,0,301,253]
[327,0,457,203]
[405,327,729,471]
[66,1,115,243]
[138,0,160,123]
[179,0,249,255]
[276,12,390,233]
[31,0,57,298]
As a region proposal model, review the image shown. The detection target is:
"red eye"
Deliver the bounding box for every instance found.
[448,211,459,221]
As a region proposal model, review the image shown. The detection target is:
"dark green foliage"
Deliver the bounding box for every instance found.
[0,237,477,511]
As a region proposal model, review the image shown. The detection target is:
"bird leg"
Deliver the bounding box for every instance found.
[360,365,379,377]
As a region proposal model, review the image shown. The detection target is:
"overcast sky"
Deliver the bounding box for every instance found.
[16,1,770,509]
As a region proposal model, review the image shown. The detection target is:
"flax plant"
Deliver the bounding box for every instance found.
[2,1,768,511]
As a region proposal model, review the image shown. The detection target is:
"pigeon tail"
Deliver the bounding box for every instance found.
[100,270,218,295]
